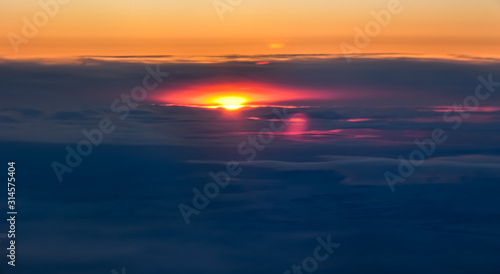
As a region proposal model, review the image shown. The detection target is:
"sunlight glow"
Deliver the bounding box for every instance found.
[213,96,248,110]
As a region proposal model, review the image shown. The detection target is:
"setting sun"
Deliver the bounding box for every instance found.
[213,96,248,110]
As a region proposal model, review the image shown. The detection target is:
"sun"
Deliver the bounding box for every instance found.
[213,96,248,110]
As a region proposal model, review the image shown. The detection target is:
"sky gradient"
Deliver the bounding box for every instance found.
[1,0,500,59]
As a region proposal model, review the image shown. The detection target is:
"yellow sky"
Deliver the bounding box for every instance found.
[1,0,499,59]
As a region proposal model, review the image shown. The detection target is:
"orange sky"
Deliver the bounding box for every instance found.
[1,0,499,59]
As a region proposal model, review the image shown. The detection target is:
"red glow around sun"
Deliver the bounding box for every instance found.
[153,81,331,109]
